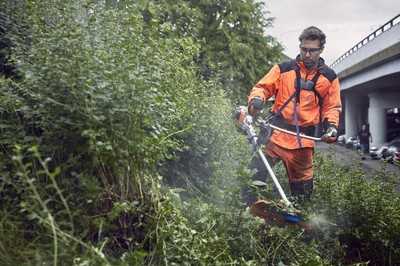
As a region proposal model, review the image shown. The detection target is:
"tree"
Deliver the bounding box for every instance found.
[141,0,284,102]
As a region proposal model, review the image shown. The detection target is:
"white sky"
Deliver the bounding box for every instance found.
[264,0,400,65]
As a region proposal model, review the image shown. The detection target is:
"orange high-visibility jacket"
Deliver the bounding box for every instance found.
[248,58,342,149]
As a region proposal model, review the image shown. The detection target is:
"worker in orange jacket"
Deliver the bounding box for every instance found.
[244,26,341,204]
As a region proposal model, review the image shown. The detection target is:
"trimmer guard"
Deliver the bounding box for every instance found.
[249,200,311,231]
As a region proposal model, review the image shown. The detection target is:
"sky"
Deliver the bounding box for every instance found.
[264,0,400,65]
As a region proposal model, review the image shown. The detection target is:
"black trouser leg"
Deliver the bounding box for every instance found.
[289,179,314,202]
[241,155,277,206]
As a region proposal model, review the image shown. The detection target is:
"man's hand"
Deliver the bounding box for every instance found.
[321,125,338,143]
[248,96,264,116]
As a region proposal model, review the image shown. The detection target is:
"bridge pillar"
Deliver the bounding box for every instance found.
[367,92,400,147]
[368,95,386,148]
[345,93,363,139]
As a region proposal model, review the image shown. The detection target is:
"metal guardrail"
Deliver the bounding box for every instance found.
[331,13,400,68]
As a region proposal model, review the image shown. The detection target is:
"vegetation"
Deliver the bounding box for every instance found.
[1,1,399,265]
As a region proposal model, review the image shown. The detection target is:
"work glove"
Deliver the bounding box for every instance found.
[321,124,338,143]
[248,96,264,116]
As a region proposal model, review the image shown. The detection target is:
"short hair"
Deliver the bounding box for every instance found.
[299,26,326,48]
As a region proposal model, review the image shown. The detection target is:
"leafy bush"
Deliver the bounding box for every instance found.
[0,0,214,263]
[311,153,400,265]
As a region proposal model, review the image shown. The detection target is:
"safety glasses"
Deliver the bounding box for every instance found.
[300,46,321,54]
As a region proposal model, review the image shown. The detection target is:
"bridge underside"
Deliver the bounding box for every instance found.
[331,17,400,147]
[341,70,400,147]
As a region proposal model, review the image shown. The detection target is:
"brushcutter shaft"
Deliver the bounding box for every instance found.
[240,114,292,208]
[256,149,291,207]
[235,111,306,224]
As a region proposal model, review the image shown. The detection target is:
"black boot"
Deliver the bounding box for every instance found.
[241,186,258,207]
[290,179,313,202]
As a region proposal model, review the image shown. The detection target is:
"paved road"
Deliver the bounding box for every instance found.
[316,142,400,178]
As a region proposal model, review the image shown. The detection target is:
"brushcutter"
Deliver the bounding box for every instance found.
[235,107,320,230]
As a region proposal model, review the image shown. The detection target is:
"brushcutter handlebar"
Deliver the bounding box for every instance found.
[235,107,321,143]
[268,124,322,141]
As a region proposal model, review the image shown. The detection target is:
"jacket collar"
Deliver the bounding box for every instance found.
[295,55,325,74]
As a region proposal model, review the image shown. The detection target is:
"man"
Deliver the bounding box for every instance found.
[244,26,341,206]
[358,124,372,159]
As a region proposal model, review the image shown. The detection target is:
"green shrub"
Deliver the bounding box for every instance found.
[0,0,212,263]
[312,153,400,265]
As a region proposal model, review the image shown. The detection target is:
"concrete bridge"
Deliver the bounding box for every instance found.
[331,14,400,147]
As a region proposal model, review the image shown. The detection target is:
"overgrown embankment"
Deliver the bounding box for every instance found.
[1,1,400,266]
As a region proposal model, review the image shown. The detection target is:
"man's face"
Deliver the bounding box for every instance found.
[299,39,323,69]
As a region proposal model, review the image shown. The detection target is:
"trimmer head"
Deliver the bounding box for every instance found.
[250,199,311,230]
[283,212,302,224]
